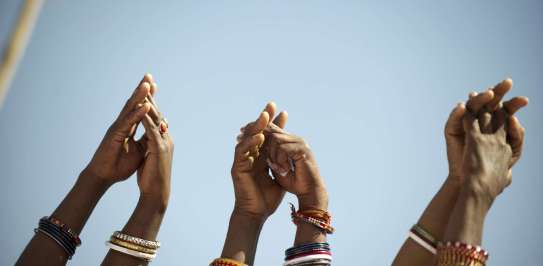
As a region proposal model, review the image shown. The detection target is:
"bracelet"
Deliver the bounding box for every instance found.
[285,242,330,257]
[408,224,437,254]
[34,216,80,259]
[284,243,332,266]
[284,254,333,266]
[112,231,160,249]
[210,258,248,266]
[109,238,157,254]
[437,241,489,266]
[290,204,335,234]
[106,241,156,261]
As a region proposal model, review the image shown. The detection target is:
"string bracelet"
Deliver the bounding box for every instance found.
[437,241,489,266]
[408,224,437,254]
[105,231,160,261]
[209,257,248,266]
[34,216,81,259]
[289,203,335,234]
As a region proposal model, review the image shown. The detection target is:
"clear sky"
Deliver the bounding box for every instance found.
[1,1,542,265]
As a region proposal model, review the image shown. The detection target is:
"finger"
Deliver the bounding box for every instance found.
[463,111,480,135]
[141,113,163,145]
[118,80,151,118]
[486,78,513,111]
[146,96,163,125]
[264,102,276,122]
[507,116,525,166]
[275,149,291,176]
[111,103,151,140]
[245,112,270,136]
[150,82,158,96]
[479,112,493,133]
[235,133,265,162]
[503,96,529,115]
[466,90,494,115]
[444,102,466,137]
[272,111,288,129]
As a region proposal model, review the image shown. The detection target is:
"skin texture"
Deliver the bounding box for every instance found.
[392,79,527,266]
[16,74,173,266]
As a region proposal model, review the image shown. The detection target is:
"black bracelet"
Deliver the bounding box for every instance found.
[39,221,76,253]
[35,218,78,259]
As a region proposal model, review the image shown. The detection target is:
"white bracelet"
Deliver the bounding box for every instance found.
[105,241,156,261]
[283,254,333,266]
[408,231,437,254]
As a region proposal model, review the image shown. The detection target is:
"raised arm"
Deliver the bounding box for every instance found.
[266,124,333,265]
[213,102,288,266]
[101,79,174,265]
[392,79,527,266]
[16,74,154,266]
[439,80,527,265]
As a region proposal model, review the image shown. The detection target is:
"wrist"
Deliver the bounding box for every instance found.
[78,169,112,193]
[138,194,169,215]
[231,208,268,225]
[461,177,495,210]
[297,188,329,211]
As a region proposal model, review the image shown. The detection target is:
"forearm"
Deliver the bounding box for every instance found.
[16,171,109,266]
[392,177,461,266]
[220,211,265,265]
[443,185,490,245]
[101,195,168,265]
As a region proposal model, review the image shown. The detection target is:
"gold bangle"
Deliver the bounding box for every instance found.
[110,238,157,254]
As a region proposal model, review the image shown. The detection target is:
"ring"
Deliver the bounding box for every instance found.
[159,118,168,135]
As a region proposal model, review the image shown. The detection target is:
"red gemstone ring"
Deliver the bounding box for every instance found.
[159,118,168,135]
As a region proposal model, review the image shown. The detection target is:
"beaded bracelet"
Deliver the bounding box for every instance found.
[34,216,80,259]
[210,257,248,266]
[112,231,160,249]
[437,241,489,266]
[408,224,437,254]
[109,238,157,254]
[290,204,335,234]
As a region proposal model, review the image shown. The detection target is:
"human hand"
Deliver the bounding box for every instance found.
[84,74,157,186]
[444,79,527,185]
[460,79,527,204]
[231,102,288,220]
[136,85,174,210]
[265,125,328,211]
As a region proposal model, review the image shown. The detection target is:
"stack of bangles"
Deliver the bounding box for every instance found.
[289,203,334,234]
[105,231,160,262]
[408,224,489,266]
[34,216,81,259]
[284,242,332,266]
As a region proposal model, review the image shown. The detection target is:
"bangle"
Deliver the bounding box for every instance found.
[109,238,157,254]
[290,204,335,234]
[284,254,333,266]
[437,241,489,266]
[106,241,156,261]
[112,231,160,249]
[34,216,80,259]
[408,224,437,254]
[284,242,332,266]
[210,258,248,266]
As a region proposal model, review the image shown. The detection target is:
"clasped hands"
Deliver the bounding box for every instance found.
[83,74,174,209]
[231,102,328,222]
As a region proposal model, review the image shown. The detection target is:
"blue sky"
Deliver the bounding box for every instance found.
[1,1,542,265]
